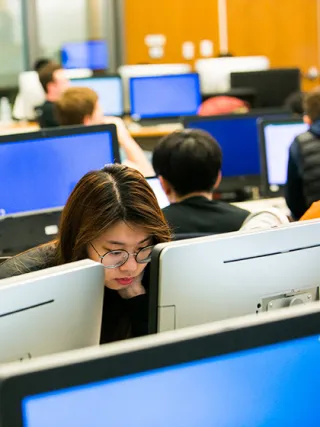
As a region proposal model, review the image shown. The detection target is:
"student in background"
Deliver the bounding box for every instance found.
[152,129,249,235]
[0,165,171,343]
[34,57,51,72]
[284,91,304,116]
[55,87,154,177]
[285,90,320,219]
[37,62,70,128]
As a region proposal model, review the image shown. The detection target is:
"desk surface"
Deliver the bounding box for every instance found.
[0,122,39,136]
[0,121,179,139]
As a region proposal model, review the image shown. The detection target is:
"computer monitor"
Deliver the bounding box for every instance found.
[61,40,108,70]
[0,124,120,215]
[195,56,270,94]
[69,76,124,116]
[231,68,301,108]
[259,118,308,197]
[146,177,169,209]
[118,63,192,112]
[149,220,320,333]
[0,260,104,364]
[0,207,63,256]
[129,73,201,121]
[1,302,320,426]
[183,112,292,191]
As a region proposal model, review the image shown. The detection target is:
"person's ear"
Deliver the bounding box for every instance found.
[47,81,55,94]
[159,176,177,203]
[213,170,222,190]
[83,114,92,126]
[159,176,172,196]
[303,115,312,125]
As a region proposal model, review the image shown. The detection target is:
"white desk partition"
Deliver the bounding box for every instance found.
[195,56,270,94]
[150,220,320,333]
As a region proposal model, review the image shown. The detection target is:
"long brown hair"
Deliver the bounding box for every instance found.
[55,164,171,264]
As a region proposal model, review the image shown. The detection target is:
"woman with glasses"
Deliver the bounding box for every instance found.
[0,164,171,343]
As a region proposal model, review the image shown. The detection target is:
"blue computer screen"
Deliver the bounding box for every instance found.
[0,131,114,214]
[130,74,201,119]
[70,77,123,116]
[61,40,108,70]
[264,122,308,186]
[186,116,262,177]
[22,334,320,427]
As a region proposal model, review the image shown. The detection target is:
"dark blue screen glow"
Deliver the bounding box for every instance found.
[22,334,320,426]
[130,74,201,119]
[186,116,262,177]
[61,41,108,70]
[0,131,114,214]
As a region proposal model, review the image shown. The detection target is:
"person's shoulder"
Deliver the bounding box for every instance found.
[162,202,181,216]
[295,130,315,146]
[0,243,57,281]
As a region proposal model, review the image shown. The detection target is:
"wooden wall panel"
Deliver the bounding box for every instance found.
[124,0,320,90]
[123,0,220,65]
[226,0,319,90]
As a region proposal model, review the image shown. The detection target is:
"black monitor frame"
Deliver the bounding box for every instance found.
[0,124,120,162]
[183,111,292,192]
[230,68,301,108]
[69,74,125,117]
[0,207,62,256]
[259,117,305,198]
[0,124,120,215]
[1,303,320,426]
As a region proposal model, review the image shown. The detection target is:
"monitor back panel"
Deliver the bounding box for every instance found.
[0,260,104,364]
[231,68,301,108]
[2,300,320,426]
[195,56,270,94]
[0,208,62,256]
[150,221,320,333]
[69,76,124,116]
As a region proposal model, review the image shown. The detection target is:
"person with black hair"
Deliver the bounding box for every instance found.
[284,91,304,116]
[152,129,249,235]
[36,62,69,128]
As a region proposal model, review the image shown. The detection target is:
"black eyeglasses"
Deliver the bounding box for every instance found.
[90,243,154,269]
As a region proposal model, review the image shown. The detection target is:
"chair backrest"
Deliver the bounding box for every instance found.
[198,96,249,116]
